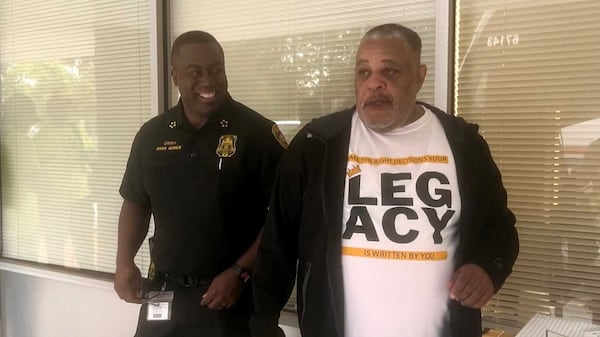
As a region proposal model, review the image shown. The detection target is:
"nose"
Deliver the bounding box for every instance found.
[196,74,214,86]
[366,73,385,91]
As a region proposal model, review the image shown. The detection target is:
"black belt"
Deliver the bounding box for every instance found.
[154,271,212,288]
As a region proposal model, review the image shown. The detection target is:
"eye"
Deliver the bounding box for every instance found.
[210,67,223,76]
[385,68,399,76]
[188,71,200,79]
[356,68,370,78]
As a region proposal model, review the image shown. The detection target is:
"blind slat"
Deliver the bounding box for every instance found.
[1,0,152,273]
[456,0,600,330]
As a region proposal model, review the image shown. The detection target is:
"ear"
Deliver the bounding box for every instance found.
[171,67,179,87]
[416,64,427,91]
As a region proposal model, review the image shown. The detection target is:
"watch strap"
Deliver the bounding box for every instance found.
[231,263,251,283]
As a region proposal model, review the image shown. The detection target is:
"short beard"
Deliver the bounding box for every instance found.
[358,113,398,133]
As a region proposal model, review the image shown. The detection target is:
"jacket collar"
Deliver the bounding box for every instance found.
[305,106,356,140]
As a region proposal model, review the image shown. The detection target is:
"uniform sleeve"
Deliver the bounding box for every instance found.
[256,123,287,206]
[119,129,150,208]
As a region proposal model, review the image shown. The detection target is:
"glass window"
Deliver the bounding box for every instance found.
[0,0,153,273]
[456,0,600,329]
[170,0,437,140]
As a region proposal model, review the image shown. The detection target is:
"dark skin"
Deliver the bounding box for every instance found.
[114,200,150,304]
[170,42,228,129]
[114,41,261,310]
[354,37,427,131]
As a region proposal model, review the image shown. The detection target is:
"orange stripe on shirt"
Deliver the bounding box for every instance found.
[342,246,448,261]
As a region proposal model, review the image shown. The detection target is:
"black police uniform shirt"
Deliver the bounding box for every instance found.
[120,96,286,278]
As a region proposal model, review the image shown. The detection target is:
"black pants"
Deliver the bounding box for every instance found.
[134,280,251,337]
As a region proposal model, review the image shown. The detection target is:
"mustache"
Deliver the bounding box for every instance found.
[360,95,392,108]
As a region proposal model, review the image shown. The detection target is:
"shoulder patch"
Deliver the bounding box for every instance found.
[272,124,288,149]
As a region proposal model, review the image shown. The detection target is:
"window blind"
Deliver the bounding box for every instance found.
[0,0,153,273]
[170,0,436,141]
[455,0,600,330]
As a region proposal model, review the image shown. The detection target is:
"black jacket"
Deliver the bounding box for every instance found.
[252,103,519,337]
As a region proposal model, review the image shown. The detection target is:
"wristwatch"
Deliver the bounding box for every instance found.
[231,263,252,283]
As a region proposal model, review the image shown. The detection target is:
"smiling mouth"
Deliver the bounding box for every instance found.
[199,91,216,99]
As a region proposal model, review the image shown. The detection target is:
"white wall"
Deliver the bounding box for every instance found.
[0,267,138,337]
[0,262,300,337]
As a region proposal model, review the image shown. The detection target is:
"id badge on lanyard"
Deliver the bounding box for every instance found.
[144,279,174,321]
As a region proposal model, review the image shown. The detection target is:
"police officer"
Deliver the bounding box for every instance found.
[114,30,286,337]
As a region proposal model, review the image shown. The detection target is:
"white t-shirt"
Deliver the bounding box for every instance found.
[342,106,461,337]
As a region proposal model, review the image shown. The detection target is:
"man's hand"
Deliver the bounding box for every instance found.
[114,262,144,304]
[447,263,494,309]
[200,268,243,310]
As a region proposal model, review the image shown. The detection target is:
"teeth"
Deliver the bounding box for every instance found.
[199,92,216,98]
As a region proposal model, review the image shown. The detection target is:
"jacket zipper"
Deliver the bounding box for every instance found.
[306,131,343,337]
[306,132,329,220]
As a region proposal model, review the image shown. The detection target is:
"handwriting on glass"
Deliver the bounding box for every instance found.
[487,34,520,47]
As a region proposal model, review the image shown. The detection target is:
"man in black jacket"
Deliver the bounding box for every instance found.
[252,23,518,337]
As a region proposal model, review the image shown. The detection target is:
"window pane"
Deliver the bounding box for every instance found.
[456,0,600,330]
[0,0,152,273]
[170,0,436,140]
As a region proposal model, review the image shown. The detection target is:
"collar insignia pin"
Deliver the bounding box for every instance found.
[220,119,229,128]
[168,120,177,129]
